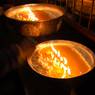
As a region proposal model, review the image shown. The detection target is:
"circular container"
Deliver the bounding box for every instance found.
[27,40,95,95]
[4,4,64,37]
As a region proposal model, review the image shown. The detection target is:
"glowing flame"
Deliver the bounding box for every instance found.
[36,43,71,78]
[22,7,39,21]
[50,44,71,78]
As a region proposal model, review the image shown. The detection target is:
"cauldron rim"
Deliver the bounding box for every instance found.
[4,3,64,22]
[27,40,95,80]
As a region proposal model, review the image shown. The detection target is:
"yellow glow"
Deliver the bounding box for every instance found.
[14,7,39,21]
[50,44,71,78]
[22,7,39,21]
[28,40,93,79]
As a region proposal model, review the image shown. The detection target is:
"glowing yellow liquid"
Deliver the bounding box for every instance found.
[30,45,92,79]
[13,10,58,21]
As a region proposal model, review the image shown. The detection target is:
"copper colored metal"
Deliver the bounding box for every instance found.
[4,4,64,37]
[26,40,95,95]
[27,40,95,79]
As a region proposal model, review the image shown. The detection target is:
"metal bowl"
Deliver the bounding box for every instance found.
[26,40,95,95]
[27,40,95,79]
[4,4,64,37]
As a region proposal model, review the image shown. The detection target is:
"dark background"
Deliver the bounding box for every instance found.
[0,0,95,95]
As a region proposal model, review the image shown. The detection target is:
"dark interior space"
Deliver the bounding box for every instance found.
[0,0,95,95]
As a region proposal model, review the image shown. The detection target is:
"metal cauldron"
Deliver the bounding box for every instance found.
[26,40,95,95]
[4,4,64,37]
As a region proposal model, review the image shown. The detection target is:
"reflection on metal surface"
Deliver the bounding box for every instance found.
[28,40,95,79]
[13,7,39,21]
[4,4,64,37]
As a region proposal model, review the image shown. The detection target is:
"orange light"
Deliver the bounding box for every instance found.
[14,7,39,21]
[24,7,39,21]
[50,44,71,78]
[28,40,94,79]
